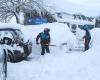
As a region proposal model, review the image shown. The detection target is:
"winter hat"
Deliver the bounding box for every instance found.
[44,28,50,32]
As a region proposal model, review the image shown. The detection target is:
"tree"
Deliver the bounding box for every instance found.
[0,0,45,23]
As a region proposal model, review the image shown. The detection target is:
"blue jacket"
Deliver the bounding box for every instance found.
[36,32,50,44]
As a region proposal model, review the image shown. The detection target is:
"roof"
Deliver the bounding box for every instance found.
[0,28,19,31]
[0,23,21,30]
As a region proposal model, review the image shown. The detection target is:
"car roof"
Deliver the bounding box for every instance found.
[0,28,19,31]
[0,23,21,31]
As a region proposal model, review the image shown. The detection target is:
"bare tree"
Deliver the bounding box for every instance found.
[0,0,45,23]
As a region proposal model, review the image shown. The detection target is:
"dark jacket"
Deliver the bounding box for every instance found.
[83,30,91,40]
[36,32,50,44]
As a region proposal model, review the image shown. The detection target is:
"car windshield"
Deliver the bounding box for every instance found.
[0,31,13,38]
[0,28,24,43]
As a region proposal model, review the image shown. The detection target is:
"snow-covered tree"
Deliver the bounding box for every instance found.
[0,0,45,23]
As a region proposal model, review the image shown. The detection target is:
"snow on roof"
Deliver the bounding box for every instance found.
[0,23,21,29]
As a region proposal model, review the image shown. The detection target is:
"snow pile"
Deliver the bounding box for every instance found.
[23,23,77,45]
[91,28,100,47]
[76,28,85,38]
[7,46,100,80]
[3,23,100,80]
[0,22,78,56]
[0,23,20,28]
[22,23,77,55]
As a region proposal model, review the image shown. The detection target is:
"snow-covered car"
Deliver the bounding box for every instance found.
[0,27,32,63]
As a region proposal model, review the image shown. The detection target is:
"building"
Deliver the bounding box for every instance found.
[53,12,95,35]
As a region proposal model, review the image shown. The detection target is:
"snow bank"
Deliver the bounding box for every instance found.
[0,23,20,28]
[7,46,100,80]
[0,22,77,55]
[22,23,77,55]
[91,28,100,47]
[5,24,100,80]
[23,23,77,45]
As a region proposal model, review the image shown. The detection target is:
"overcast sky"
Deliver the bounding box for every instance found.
[46,0,100,17]
[67,0,99,5]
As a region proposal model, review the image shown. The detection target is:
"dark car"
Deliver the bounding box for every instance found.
[0,28,32,63]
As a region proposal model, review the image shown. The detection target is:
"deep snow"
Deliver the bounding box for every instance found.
[0,23,99,80]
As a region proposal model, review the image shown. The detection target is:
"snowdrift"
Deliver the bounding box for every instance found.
[0,22,77,56]
[0,23,21,28]
[91,28,100,47]
[5,24,100,80]
[23,23,77,55]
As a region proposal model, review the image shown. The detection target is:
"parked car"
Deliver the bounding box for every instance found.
[0,27,32,63]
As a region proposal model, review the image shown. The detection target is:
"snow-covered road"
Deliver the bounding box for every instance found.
[7,47,100,80]
[0,23,99,80]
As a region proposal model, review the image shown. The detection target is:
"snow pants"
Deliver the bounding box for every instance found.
[84,38,91,51]
[41,44,50,55]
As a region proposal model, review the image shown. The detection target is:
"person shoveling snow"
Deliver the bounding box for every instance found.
[36,28,51,55]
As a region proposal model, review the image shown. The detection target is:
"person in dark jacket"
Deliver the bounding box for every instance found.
[83,29,91,51]
[36,28,51,55]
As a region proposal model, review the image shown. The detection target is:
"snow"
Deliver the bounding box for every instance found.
[0,0,99,79]
[0,23,21,29]
[26,22,77,45]
[91,28,100,47]
[57,18,94,25]
[0,46,5,80]
[0,46,4,63]
[21,23,77,55]
[0,23,100,80]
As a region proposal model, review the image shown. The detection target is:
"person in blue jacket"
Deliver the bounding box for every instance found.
[83,28,91,51]
[36,28,51,55]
